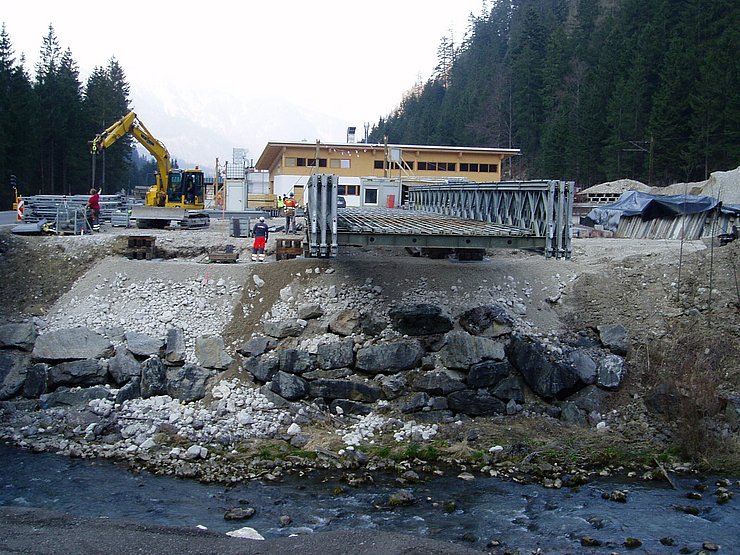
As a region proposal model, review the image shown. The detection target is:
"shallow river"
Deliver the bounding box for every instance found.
[1,443,737,554]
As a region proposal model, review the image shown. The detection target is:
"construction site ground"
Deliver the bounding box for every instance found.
[1,216,739,473]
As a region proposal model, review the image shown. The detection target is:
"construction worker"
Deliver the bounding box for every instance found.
[276,195,284,217]
[284,192,298,234]
[251,216,269,262]
[86,188,100,230]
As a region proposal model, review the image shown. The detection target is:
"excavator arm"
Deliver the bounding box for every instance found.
[91,111,171,202]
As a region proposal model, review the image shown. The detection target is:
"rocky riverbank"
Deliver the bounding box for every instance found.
[0,223,738,489]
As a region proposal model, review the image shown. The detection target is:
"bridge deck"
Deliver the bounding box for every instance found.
[336,207,541,250]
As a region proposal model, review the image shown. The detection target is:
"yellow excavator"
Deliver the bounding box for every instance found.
[91,111,209,228]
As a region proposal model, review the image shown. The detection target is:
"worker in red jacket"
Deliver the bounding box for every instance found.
[251,216,269,262]
[86,188,100,229]
[284,192,298,234]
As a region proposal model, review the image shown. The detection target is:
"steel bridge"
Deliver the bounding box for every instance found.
[305,176,573,259]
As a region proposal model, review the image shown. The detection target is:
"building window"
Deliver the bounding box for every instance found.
[339,184,360,196]
[480,163,498,173]
[330,159,351,169]
[364,188,378,205]
[418,161,427,170]
[374,160,384,170]
[297,158,306,167]
[306,158,327,167]
[285,157,297,167]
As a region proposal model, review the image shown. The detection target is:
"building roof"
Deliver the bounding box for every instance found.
[255,140,520,171]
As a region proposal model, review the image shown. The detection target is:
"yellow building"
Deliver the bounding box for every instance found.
[255,140,519,207]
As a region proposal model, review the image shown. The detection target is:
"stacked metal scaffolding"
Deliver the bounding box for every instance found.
[20,194,126,223]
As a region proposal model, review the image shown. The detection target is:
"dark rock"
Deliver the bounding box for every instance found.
[507,334,586,400]
[355,340,425,374]
[224,507,256,520]
[602,490,628,502]
[388,489,416,507]
[674,505,700,516]
[388,304,453,336]
[412,371,466,395]
[115,376,141,404]
[316,338,354,370]
[559,402,587,427]
[48,359,107,390]
[270,371,309,401]
[597,323,630,356]
[23,363,49,398]
[32,328,113,362]
[40,385,111,408]
[416,334,447,353]
[278,349,314,374]
[297,303,323,320]
[374,373,408,399]
[447,389,506,416]
[166,363,216,401]
[264,319,304,339]
[237,336,277,357]
[458,304,514,337]
[360,312,387,336]
[164,328,186,365]
[330,399,373,416]
[0,351,32,400]
[566,350,598,385]
[400,392,430,413]
[140,357,167,398]
[645,382,681,416]
[491,375,525,403]
[413,410,455,423]
[567,385,612,414]
[439,331,506,370]
[195,335,232,370]
[107,346,142,386]
[125,331,164,358]
[0,322,37,351]
[244,354,279,383]
[725,393,740,431]
[327,309,361,336]
[467,360,511,389]
[308,379,381,403]
[581,536,602,547]
[597,354,627,389]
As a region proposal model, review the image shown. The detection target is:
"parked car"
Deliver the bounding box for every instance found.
[337,196,347,208]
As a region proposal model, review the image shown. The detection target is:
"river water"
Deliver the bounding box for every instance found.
[1,442,737,554]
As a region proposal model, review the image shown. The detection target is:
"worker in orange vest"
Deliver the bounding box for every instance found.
[284,192,298,234]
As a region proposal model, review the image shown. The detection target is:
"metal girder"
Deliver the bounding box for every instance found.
[338,231,543,250]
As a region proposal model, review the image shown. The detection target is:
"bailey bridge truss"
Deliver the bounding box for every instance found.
[305,176,573,259]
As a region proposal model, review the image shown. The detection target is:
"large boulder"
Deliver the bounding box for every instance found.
[164,328,186,365]
[140,356,167,398]
[32,328,113,362]
[597,324,630,356]
[47,359,107,390]
[166,363,216,401]
[0,351,32,400]
[597,354,627,389]
[447,389,506,416]
[0,322,37,351]
[438,331,506,370]
[316,339,355,370]
[263,319,305,339]
[467,360,512,389]
[243,354,279,383]
[270,371,309,401]
[40,385,112,408]
[412,371,466,395]
[458,305,514,337]
[195,335,233,370]
[116,376,141,404]
[108,346,142,386]
[23,363,49,398]
[355,340,425,375]
[237,336,277,358]
[491,375,525,403]
[308,379,382,403]
[279,349,314,375]
[388,304,453,336]
[125,331,164,358]
[566,350,598,385]
[328,309,361,336]
[297,303,324,320]
[507,335,586,400]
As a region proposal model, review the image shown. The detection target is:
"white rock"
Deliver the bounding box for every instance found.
[287,423,301,435]
[226,527,264,540]
[253,275,265,288]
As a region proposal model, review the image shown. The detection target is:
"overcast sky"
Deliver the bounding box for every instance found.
[3,0,486,170]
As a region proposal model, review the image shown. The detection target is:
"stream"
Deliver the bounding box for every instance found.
[1,442,737,554]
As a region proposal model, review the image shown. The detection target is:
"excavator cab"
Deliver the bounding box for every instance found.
[167,169,203,206]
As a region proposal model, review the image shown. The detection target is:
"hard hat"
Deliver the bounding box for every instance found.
[259,216,265,222]
[289,192,294,196]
